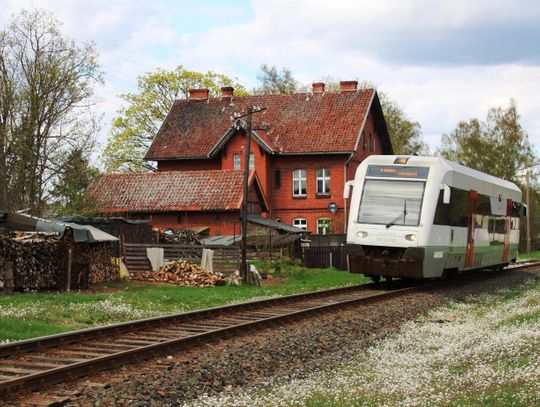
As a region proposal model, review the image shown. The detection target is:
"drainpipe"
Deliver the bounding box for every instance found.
[344,152,354,234]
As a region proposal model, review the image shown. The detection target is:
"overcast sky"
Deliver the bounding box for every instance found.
[3,0,540,159]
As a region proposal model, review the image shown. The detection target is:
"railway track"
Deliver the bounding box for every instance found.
[1,260,539,396]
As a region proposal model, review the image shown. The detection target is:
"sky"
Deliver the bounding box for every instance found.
[2,0,540,162]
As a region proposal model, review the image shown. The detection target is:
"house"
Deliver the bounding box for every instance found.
[91,80,392,235]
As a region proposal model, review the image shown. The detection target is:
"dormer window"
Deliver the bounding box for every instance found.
[233,154,240,170]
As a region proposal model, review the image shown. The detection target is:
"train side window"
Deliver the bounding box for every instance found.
[476,194,491,216]
[449,188,469,227]
[433,190,450,225]
[511,201,521,217]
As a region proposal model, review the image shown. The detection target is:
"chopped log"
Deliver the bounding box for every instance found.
[138,259,225,287]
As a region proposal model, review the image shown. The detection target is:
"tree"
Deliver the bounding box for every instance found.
[49,148,100,216]
[313,76,427,155]
[254,64,298,94]
[102,66,248,172]
[439,99,535,182]
[0,9,102,215]
[381,96,426,155]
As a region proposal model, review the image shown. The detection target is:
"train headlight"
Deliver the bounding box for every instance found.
[356,231,368,238]
[405,234,417,241]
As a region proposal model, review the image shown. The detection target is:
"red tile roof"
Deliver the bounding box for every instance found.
[145,89,388,160]
[88,170,266,213]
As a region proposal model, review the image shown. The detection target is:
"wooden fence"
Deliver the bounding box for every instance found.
[124,243,289,273]
[295,245,348,270]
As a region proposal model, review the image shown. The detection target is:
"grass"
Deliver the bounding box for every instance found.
[0,263,368,342]
[518,250,540,260]
[186,275,540,407]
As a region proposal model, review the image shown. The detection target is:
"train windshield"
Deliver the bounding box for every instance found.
[357,179,425,226]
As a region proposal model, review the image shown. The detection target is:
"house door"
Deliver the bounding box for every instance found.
[465,190,477,268]
[503,199,512,262]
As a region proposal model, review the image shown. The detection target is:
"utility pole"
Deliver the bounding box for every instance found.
[237,106,266,285]
[526,169,531,253]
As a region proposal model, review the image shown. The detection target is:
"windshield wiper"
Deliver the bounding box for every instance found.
[386,199,408,229]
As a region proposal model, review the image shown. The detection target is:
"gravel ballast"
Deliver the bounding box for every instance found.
[5,269,539,407]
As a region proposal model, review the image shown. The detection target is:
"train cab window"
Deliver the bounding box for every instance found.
[358,179,425,226]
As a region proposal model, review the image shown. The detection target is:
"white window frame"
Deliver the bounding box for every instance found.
[293,218,307,230]
[292,169,307,197]
[233,153,241,170]
[317,218,332,235]
[316,168,331,195]
[249,153,255,170]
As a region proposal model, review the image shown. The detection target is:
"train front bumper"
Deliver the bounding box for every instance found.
[344,244,425,278]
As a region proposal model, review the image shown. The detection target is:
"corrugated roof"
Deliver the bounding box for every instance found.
[1,213,117,243]
[145,90,389,160]
[247,214,306,234]
[88,170,266,213]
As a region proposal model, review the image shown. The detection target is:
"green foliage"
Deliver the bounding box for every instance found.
[439,99,535,183]
[49,148,100,216]
[381,95,427,155]
[255,64,299,94]
[102,66,248,172]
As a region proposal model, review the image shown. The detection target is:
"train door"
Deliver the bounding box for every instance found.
[465,190,478,268]
[502,199,512,262]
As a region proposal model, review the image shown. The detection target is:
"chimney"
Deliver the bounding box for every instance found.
[339,80,358,92]
[221,86,234,99]
[189,88,209,100]
[312,82,325,94]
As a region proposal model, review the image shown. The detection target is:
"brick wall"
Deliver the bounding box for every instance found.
[268,155,347,234]
[151,211,242,236]
[220,130,269,197]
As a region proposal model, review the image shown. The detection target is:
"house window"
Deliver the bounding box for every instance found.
[317,218,332,235]
[316,168,330,195]
[292,169,307,196]
[274,169,281,188]
[293,218,307,230]
[249,153,255,170]
[233,153,240,170]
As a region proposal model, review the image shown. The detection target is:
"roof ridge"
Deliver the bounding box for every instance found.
[172,88,375,104]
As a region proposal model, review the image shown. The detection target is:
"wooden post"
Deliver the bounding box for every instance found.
[526,169,532,253]
[66,248,72,292]
[240,107,253,283]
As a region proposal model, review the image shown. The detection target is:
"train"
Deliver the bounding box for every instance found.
[343,155,524,281]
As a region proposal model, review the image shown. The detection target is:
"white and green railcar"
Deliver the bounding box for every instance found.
[344,155,524,280]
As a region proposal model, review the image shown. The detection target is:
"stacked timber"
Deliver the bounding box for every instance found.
[74,243,118,283]
[0,233,66,290]
[157,228,201,245]
[140,260,225,287]
[0,257,14,293]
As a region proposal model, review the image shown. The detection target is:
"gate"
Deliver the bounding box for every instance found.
[296,246,347,270]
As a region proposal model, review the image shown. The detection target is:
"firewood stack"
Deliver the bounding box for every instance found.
[0,257,14,293]
[0,233,66,290]
[75,244,119,283]
[157,228,201,245]
[140,260,225,287]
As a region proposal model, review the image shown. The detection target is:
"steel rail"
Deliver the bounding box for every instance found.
[0,285,416,394]
[0,283,377,359]
[0,259,538,396]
